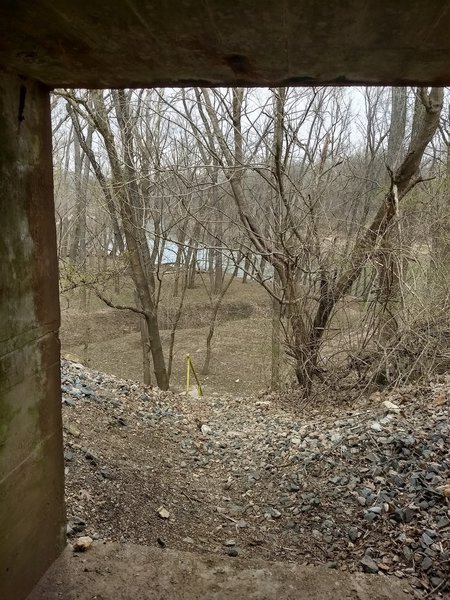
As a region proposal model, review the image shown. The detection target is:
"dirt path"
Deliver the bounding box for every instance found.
[61,360,450,598]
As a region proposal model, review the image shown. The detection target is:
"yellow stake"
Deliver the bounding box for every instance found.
[186,353,203,397]
[186,353,191,397]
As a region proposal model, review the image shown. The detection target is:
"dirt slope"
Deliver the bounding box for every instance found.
[61,360,450,598]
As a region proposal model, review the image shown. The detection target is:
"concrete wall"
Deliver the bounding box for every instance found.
[0,4,449,600]
[2,1,450,87]
[0,72,66,600]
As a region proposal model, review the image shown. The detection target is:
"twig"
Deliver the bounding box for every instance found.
[423,577,448,598]
[313,541,330,558]
[90,286,147,316]
[181,490,203,504]
[219,513,239,524]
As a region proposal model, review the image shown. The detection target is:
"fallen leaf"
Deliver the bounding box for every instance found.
[432,394,448,406]
[436,484,450,498]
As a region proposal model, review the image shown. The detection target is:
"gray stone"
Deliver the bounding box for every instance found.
[348,527,359,543]
[420,533,433,547]
[99,468,114,480]
[368,506,382,514]
[363,511,378,523]
[402,546,412,562]
[366,453,379,463]
[84,451,98,465]
[360,555,379,574]
[436,516,450,530]
[66,517,86,536]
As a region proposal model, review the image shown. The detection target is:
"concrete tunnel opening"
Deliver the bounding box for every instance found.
[1,2,450,599]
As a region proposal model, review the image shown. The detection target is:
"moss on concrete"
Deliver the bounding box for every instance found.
[0,72,65,600]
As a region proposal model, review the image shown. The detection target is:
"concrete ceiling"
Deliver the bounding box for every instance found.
[1,0,450,87]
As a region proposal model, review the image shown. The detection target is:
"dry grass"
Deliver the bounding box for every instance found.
[60,271,273,396]
[60,261,449,396]
[66,317,272,397]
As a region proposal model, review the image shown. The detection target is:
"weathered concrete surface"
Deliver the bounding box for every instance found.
[0,72,66,600]
[1,1,450,87]
[27,543,412,600]
[1,3,449,599]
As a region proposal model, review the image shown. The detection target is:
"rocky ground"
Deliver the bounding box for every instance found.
[61,359,450,598]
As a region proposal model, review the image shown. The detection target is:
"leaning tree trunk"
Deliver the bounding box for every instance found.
[196,85,443,395]
[295,87,443,391]
[377,87,408,342]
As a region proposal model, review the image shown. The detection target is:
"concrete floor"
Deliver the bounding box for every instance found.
[27,543,412,600]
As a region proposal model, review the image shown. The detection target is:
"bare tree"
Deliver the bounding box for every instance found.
[53,85,446,396]
[178,86,443,394]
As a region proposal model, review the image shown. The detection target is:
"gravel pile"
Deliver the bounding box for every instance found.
[61,359,449,598]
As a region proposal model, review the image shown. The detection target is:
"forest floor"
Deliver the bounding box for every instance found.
[61,359,450,599]
[60,271,365,397]
[60,274,275,397]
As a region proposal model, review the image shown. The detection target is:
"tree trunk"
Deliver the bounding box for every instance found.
[167,267,189,381]
[201,265,239,375]
[187,242,198,288]
[377,87,408,342]
[88,90,169,389]
[113,91,169,390]
[213,240,223,295]
[242,253,251,283]
[213,190,223,295]
[271,270,281,389]
[201,301,220,376]
[81,287,91,366]
[68,131,88,262]
[173,227,186,297]
[386,88,407,171]
[134,291,152,385]
[208,245,214,290]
